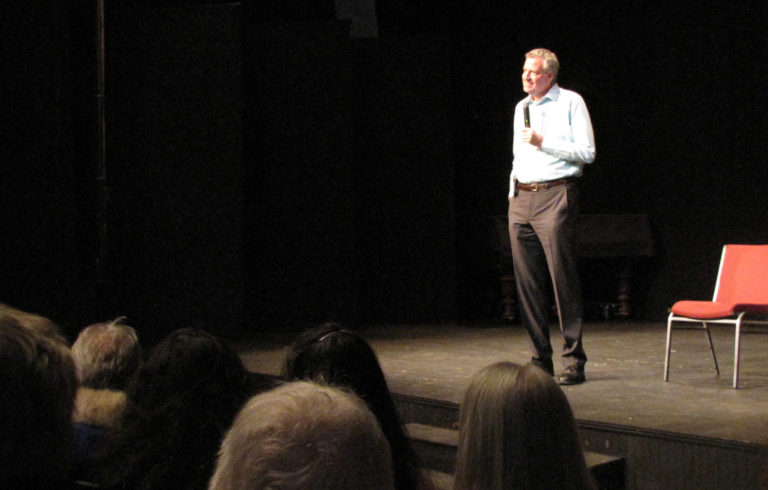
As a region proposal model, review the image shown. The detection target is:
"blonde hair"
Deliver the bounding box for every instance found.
[0,303,69,346]
[453,362,595,490]
[210,381,395,490]
[71,317,141,389]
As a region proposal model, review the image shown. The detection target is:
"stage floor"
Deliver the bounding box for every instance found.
[234,321,768,447]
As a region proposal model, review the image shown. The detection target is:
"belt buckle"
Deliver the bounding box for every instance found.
[530,183,540,192]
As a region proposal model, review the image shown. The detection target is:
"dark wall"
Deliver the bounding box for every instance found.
[2,1,89,337]
[243,14,456,330]
[3,1,767,341]
[104,3,245,343]
[243,19,362,329]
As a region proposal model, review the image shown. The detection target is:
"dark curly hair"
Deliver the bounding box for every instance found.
[103,328,248,490]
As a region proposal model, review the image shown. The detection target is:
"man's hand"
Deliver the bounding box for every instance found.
[521,128,543,149]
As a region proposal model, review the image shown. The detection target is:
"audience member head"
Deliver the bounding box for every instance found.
[210,380,395,490]
[71,316,141,390]
[283,323,393,415]
[108,327,249,489]
[283,322,424,490]
[453,362,595,490]
[0,316,77,488]
[0,302,69,346]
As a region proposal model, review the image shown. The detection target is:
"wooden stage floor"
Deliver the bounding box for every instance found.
[234,321,768,488]
[234,320,768,447]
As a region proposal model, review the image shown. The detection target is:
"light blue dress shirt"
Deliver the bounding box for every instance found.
[509,84,596,197]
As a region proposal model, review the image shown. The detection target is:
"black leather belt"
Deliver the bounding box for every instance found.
[517,177,579,192]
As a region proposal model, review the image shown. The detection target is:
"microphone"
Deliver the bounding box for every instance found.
[523,101,531,128]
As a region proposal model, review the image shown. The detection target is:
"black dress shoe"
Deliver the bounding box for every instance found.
[530,357,554,376]
[557,366,586,385]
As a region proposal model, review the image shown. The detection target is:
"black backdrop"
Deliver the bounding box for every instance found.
[3,1,767,342]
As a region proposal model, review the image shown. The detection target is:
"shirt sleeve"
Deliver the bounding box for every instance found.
[511,101,522,158]
[539,94,596,164]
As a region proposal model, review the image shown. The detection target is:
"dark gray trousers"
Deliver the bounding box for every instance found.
[508,182,586,369]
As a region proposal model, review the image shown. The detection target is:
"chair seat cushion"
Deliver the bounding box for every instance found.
[671,300,734,319]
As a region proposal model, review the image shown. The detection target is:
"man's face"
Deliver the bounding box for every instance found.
[522,56,554,99]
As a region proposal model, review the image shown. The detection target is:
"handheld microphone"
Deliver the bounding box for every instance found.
[523,102,531,128]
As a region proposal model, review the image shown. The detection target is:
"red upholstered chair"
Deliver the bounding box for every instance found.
[664,244,768,388]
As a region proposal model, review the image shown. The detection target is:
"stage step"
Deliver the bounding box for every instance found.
[246,373,625,488]
[407,423,626,490]
[422,469,453,490]
[393,391,626,490]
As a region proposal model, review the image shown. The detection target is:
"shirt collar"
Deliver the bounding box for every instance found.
[530,84,560,105]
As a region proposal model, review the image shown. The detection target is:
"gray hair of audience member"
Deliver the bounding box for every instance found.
[0,316,78,487]
[453,362,595,490]
[71,317,141,390]
[525,47,560,83]
[209,381,395,490]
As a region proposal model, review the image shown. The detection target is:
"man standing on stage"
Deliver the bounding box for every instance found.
[509,48,595,385]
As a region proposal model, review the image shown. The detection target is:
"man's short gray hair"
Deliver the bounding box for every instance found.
[526,48,559,83]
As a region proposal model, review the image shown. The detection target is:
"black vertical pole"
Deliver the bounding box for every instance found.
[95,0,109,317]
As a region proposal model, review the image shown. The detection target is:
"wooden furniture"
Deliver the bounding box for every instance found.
[494,213,655,321]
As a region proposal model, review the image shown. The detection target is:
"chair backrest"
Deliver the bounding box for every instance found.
[713,244,768,308]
